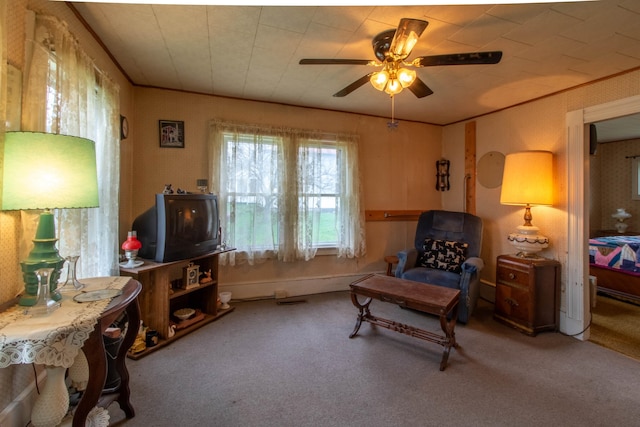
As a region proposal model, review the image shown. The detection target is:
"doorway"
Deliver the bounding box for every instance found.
[565,95,640,340]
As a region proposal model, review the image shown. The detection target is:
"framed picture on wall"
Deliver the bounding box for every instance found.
[159,120,185,148]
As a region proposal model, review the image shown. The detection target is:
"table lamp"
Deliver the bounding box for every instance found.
[1,131,99,306]
[500,150,553,257]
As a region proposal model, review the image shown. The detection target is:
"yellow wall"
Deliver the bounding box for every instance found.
[4,0,640,304]
[3,0,640,417]
[1,1,134,415]
[1,0,134,305]
[442,69,640,300]
[3,0,640,312]
[128,87,443,296]
[3,1,444,303]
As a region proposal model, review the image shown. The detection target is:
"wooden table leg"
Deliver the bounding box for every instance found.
[73,290,140,426]
[114,298,140,418]
[349,292,372,338]
[384,255,398,276]
[73,325,107,427]
[438,300,459,371]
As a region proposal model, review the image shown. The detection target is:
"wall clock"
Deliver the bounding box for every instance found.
[120,115,129,140]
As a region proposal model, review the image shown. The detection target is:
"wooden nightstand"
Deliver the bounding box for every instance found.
[494,254,561,336]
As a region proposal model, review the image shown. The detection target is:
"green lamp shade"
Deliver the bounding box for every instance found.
[2,132,99,210]
[1,132,99,306]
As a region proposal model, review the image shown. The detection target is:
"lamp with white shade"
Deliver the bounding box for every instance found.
[1,131,99,307]
[500,150,554,257]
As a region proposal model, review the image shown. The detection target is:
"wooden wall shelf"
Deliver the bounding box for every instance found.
[365,210,424,221]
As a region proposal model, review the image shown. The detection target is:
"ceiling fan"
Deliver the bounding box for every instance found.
[299,18,503,98]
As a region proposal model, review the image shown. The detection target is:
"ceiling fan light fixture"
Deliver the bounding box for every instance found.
[384,78,403,96]
[300,17,502,99]
[392,33,419,59]
[397,68,416,88]
[370,70,389,91]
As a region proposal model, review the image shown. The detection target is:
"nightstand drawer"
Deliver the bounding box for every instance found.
[496,266,530,288]
[495,282,530,324]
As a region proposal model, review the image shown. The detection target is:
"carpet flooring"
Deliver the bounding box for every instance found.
[107,291,640,427]
[590,294,640,361]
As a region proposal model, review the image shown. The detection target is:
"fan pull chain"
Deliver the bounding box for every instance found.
[387,95,398,130]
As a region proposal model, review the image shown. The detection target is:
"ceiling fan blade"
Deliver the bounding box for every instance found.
[389,18,428,59]
[299,59,374,66]
[333,74,374,97]
[408,77,434,98]
[412,51,503,67]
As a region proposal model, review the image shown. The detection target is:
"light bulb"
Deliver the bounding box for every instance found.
[370,70,389,91]
[397,68,416,88]
[384,78,403,95]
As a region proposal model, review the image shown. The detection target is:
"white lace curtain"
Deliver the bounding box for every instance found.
[208,120,366,266]
[21,14,120,277]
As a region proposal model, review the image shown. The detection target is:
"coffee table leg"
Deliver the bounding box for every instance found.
[438,301,459,371]
[349,292,372,338]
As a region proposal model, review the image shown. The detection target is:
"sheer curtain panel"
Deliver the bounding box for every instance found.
[21,13,120,278]
[209,120,366,266]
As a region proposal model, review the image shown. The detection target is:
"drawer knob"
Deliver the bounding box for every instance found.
[505,297,519,307]
[508,273,516,280]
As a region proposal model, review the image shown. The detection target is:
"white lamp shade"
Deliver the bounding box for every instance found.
[2,132,99,210]
[500,150,553,206]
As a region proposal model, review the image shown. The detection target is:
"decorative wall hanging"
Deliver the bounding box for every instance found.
[159,120,185,148]
[477,151,505,188]
[436,159,450,191]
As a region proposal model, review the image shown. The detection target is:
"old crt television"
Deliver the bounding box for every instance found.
[133,193,220,263]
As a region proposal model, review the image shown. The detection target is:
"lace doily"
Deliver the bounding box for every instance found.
[0,276,130,368]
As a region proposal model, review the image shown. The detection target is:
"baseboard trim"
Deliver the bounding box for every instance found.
[0,369,46,427]
[219,272,379,301]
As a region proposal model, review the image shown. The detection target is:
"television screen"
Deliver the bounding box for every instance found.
[133,193,220,263]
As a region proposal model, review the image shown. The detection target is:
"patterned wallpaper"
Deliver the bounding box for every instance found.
[592,138,640,234]
[1,0,27,305]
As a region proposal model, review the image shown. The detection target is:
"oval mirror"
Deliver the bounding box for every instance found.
[477,151,505,189]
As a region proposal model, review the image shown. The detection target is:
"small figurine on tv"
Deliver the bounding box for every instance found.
[162,184,174,194]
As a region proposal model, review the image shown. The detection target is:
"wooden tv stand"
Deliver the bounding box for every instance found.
[119,249,234,359]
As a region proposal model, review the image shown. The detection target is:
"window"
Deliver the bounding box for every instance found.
[209,121,366,265]
[21,15,120,278]
[298,141,341,248]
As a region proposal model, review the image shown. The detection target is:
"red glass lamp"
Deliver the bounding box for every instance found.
[121,231,142,268]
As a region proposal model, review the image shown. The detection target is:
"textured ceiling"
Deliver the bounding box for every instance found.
[71,2,640,134]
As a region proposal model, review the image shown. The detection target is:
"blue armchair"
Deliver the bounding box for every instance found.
[395,210,484,323]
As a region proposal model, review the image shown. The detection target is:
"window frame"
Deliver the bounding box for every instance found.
[210,121,365,264]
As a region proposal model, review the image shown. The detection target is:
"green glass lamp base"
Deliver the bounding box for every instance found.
[19,211,65,307]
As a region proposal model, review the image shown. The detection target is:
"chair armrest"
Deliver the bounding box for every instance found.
[395,249,418,278]
[458,256,484,323]
[462,256,484,273]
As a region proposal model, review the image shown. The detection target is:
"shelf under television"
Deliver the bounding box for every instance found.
[127,307,235,360]
[170,280,217,300]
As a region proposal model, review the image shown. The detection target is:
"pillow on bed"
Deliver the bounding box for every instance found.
[419,238,468,274]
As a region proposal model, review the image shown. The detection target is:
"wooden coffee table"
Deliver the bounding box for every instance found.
[349,273,460,371]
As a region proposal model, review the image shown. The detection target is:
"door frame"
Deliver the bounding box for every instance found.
[564,95,640,339]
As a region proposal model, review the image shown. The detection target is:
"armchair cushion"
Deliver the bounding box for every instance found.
[395,210,484,324]
[402,266,462,290]
[418,238,468,274]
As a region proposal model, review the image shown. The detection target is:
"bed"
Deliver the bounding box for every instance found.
[589,235,640,303]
